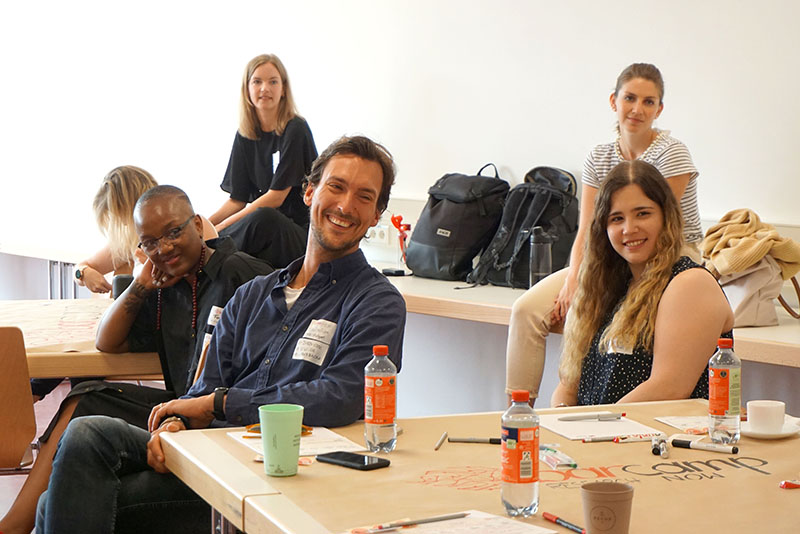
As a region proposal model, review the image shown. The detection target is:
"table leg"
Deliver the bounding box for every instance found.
[212,507,241,534]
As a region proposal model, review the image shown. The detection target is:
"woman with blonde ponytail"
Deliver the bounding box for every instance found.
[551,161,733,406]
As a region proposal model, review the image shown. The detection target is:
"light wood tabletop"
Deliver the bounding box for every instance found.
[162,399,798,534]
[0,299,161,379]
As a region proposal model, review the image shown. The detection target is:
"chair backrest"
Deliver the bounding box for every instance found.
[0,327,37,468]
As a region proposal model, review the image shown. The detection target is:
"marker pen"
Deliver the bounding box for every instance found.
[671,439,738,454]
[650,436,669,459]
[448,437,501,445]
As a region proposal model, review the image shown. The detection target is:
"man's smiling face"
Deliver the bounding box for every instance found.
[304,154,383,262]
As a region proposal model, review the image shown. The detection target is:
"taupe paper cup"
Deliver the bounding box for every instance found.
[581,482,634,534]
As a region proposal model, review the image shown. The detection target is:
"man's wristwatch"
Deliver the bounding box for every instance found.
[75,266,86,280]
[213,387,229,421]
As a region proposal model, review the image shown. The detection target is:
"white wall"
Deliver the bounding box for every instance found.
[1,0,799,263]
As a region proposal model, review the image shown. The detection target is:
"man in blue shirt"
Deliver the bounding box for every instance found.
[35,136,406,534]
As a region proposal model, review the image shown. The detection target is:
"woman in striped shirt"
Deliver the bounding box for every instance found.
[506,63,702,405]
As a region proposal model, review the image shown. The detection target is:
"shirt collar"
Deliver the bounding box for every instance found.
[197,236,236,282]
[275,249,369,289]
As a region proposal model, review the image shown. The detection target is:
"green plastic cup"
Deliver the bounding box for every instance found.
[258,404,304,477]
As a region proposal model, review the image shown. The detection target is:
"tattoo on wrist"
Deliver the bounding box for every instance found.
[122,282,152,314]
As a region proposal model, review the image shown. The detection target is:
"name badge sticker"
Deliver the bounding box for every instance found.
[272,150,281,174]
[302,319,336,344]
[292,319,337,366]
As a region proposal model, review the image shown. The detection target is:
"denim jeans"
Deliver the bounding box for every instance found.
[36,415,209,534]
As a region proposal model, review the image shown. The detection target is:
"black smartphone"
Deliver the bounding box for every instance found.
[316,451,390,470]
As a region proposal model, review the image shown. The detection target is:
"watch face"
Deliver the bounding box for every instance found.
[75,268,83,280]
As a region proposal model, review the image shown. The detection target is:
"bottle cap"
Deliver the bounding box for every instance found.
[511,390,530,403]
[717,338,733,349]
[373,345,389,356]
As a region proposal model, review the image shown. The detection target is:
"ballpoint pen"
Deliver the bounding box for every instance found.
[558,412,625,422]
[366,512,469,533]
[447,437,501,444]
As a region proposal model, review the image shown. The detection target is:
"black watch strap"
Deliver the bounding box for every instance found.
[213,387,229,421]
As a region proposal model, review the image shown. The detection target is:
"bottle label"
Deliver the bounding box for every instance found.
[501,425,539,483]
[364,375,396,424]
[708,367,741,416]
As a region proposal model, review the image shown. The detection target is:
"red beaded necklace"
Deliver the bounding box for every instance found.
[156,244,206,332]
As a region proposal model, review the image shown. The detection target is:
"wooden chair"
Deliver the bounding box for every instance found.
[0,326,38,475]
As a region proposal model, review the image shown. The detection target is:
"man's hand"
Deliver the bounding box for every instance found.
[147,395,216,433]
[147,418,186,473]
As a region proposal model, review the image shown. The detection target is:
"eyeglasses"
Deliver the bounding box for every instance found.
[137,215,195,254]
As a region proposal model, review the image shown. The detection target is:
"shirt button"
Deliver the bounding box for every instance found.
[265,359,270,365]
[331,279,337,285]
[282,325,288,332]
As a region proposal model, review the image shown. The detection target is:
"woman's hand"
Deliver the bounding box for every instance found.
[135,259,182,291]
[77,266,112,293]
[551,273,578,326]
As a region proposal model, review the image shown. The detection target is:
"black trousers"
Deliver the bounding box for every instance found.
[219,207,307,269]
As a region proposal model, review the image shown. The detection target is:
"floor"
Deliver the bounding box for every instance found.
[0,381,69,518]
[0,379,164,523]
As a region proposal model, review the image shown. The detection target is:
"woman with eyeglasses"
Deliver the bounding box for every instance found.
[73,166,217,295]
[31,167,219,405]
[505,63,704,406]
[0,186,269,534]
[210,53,318,269]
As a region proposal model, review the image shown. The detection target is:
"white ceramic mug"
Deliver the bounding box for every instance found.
[746,400,785,433]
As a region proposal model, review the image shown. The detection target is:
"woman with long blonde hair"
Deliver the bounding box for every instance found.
[551,161,733,406]
[73,166,157,293]
[210,53,317,268]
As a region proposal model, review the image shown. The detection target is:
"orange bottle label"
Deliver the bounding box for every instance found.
[364,375,396,424]
[501,425,539,483]
[708,367,741,416]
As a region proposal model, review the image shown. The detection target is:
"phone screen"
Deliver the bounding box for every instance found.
[316,451,390,470]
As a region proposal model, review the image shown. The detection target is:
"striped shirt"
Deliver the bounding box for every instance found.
[582,130,702,243]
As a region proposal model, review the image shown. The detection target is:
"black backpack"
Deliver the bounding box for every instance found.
[467,166,579,288]
[406,164,509,280]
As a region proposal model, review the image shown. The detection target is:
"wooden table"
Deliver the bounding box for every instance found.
[386,272,800,367]
[385,273,525,326]
[0,299,161,379]
[161,399,798,533]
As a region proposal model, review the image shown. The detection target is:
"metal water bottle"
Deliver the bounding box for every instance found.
[529,226,553,288]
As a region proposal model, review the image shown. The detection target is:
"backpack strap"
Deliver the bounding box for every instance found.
[466,189,528,285]
[494,188,551,286]
[778,276,800,319]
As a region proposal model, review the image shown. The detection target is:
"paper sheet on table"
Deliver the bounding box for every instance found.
[341,510,556,534]
[655,416,709,434]
[228,426,364,457]
[539,411,661,440]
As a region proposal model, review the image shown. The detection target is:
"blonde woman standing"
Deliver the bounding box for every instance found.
[506,63,702,404]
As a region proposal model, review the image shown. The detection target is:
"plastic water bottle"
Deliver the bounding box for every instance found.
[501,390,539,517]
[708,337,741,444]
[364,345,397,452]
